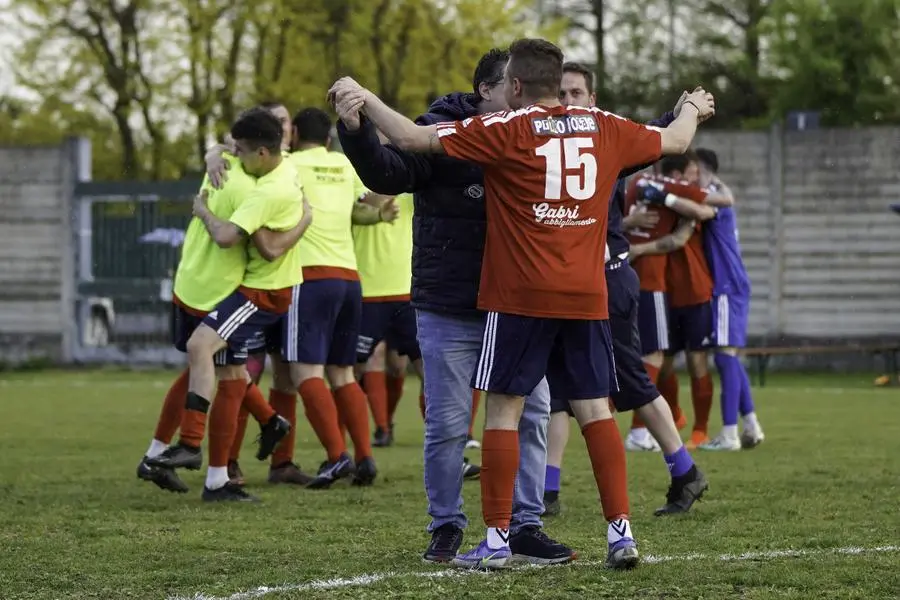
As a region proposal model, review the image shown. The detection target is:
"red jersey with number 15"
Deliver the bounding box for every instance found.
[436,104,662,320]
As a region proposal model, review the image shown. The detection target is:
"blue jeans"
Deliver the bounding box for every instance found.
[416,309,550,534]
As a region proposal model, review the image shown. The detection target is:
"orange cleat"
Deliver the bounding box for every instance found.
[685,430,710,450]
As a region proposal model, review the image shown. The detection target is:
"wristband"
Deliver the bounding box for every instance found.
[683,100,701,114]
[664,193,678,207]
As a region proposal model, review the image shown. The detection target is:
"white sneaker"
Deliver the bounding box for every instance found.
[698,433,741,451]
[624,430,661,452]
[740,425,765,449]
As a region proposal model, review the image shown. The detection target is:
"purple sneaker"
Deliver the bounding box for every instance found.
[451,539,512,570]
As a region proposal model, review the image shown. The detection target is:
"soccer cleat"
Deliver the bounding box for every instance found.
[201,482,259,502]
[451,539,512,570]
[740,425,765,449]
[542,492,561,517]
[509,526,577,565]
[465,435,481,450]
[606,538,639,570]
[462,457,481,481]
[423,524,464,563]
[372,426,393,447]
[352,456,378,486]
[268,462,314,485]
[685,430,710,450]
[146,443,202,470]
[137,457,189,493]
[624,430,661,452]
[307,453,354,489]
[654,465,709,516]
[256,414,291,461]
[699,434,741,451]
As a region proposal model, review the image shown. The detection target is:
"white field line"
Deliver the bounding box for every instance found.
[167,545,900,600]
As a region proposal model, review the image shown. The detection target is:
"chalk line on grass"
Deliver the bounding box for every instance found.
[167,544,900,600]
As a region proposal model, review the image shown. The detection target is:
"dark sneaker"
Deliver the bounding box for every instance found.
[201,482,259,502]
[137,457,189,493]
[352,456,378,486]
[462,458,481,481]
[227,460,245,487]
[145,443,202,470]
[317,459,329,475]
[654,466,709,516]
[268,461,314,485]
[256,415,291,461]
[372,426,393,447]
[542,492,561,517]
[509,526,577,565]
[423,524,464,563]
[307,453,354,489]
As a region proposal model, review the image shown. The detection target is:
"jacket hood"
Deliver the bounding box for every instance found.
[416,92,480,125]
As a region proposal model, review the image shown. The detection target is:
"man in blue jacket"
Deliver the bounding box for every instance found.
[337,48,574,565]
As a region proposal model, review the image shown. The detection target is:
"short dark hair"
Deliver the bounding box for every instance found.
[695,148,719,173]
[472,47,510,97]
[659,150,699,177]
[292,108,332,146]
[230,108,283,153]
[507,38,564,99]
[562,62,594,93]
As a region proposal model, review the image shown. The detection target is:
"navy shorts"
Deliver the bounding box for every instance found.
[278,278,362,366]
[172,303,236,366]
[474,311,616,401]
[667,301,713,354]
[637,290,670,354]
[711,294,749,348]
[200,290,283,362]
[356,300,420,363]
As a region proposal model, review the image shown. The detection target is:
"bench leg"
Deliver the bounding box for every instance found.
[888,350,899,386]
[758,355,770,388]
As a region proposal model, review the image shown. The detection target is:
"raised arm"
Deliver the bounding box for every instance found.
[629,218,696,260]
[251,196,313,261]
[658,87,715,155]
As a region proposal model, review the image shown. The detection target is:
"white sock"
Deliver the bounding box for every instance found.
[146,439,168,459]
[486,527,510,550]
[722,425,739,440]
[629,427,650,442]
[205,466,229,490]
[743,412,760,431]
[608,518,634,544]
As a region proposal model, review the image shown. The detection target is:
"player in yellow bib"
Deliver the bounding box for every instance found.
[183,107,309,502]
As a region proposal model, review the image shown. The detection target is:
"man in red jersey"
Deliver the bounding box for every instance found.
[329,38,714,569]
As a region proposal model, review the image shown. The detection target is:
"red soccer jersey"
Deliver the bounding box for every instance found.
[436,104,662,319]
[625,174,679,292]
[662,179,714,307]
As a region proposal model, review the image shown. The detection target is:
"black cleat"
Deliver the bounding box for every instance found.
[542,491,561,517]
[137,457,189,493]
[372,426,393,447]
[352,456,378,486]
[256,414,291,461]
[268,461,314,485]
[462,457,481,481]
[307,453,354,489]
[201,482,259,502]
[146,443,202,470]
[654,466,709,516]
[423,524,463,563]
[509,526,577,565]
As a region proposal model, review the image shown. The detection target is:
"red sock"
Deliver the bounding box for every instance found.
[153,369,189,443]
[419,391,426,421]
[468,390,481,437]
[691,374,713,434]
[581,418,630,521]
[363,371,389,430]
[229,407,249,462]
[269,389,297,467]
[386,374,405,424]
[242,383,276,424]
[481,429,520,529]
[334,382,373,462]
[207,379,246,468]
[298,378,347,462]
[179,391,208,449]
[658,371,683,424]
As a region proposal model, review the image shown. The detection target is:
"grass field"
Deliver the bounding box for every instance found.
[0,369,898,600]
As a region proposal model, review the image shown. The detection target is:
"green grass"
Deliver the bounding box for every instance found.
[0,370,898,600]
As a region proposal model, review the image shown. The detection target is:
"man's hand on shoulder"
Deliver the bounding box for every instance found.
[192,189,210,217]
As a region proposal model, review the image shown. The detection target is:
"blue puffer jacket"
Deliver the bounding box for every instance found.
[337,92,486,317]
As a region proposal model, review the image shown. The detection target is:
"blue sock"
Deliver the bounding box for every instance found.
[714,353,742,426]
[664,446,694,478]
[544,465,561,492]
[738,360,756,416]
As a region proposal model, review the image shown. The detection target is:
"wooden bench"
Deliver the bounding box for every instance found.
[742,343,900,387]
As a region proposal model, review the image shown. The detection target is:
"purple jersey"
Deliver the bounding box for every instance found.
[703,188,750,296]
